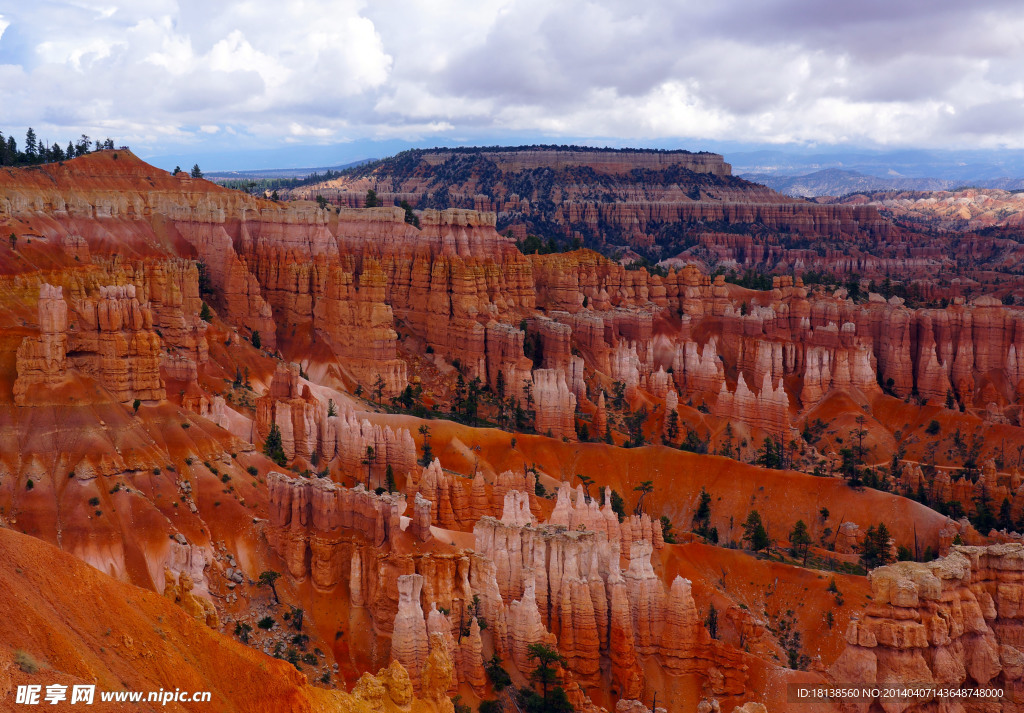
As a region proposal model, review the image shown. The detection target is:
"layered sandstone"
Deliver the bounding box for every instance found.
[830,544,1024,712]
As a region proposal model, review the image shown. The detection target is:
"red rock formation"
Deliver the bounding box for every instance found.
[266,471,405,585]
[15,282,166,403]
[391,573,430,694]
[411,493,433,542]
[13,284,69,404]
[713,373,790,438]
[313,257,407,394]
[593,390,608,436]
[533,368,577,440]
[255,362,320,461]
[485,320,533,394]
[830,544,1024,712]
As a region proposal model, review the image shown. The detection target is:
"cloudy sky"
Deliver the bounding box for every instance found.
[2,0,1024,169]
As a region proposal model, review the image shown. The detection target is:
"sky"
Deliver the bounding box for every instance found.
[2,0,1024,170]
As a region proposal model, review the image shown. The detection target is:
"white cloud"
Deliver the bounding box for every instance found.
[4,0,1024,156]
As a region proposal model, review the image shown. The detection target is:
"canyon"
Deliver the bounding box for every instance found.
[3,146,1024,711]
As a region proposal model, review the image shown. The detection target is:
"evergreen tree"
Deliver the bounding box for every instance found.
[199,301,212,322]
[263,424,287,466]
[24,128,37,159]
[692,487,713,539]
[251,330,261,349]
[789,519,813,564]
[972,486,997,533]
[742,510,770,554]
[257,570,281,604]
[191,163,203,178]
[418,425,433,466]
[633,480,653,515]
[859,523,895,570]
[664,409,679,443]
[1000,497,1014,531]
[525,643,567,702]
[705,604,719,639]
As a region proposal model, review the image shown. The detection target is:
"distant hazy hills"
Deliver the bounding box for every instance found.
[742,168,1024,197]
[204,158,374,181]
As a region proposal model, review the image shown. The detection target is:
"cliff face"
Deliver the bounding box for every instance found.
[294,147,897,265]
[830,544,1024,713]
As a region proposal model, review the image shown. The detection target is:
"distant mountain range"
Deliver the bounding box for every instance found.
[742,168,1024,197]
[732,147,1024,196]
[204,158,374,181]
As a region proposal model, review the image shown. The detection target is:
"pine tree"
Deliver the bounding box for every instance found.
[743,510,770,554]
[191,164,203,178]
[859,523,895,570]
[789,519,812,564]
[665,409,679,443]
[263,423,287,466]
[199,302,212,322]
[705,603,719,639]
[999,497,1014,531]
[24,128,37,159]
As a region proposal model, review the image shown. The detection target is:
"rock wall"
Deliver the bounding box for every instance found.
[265,471,405,586]
[830,543,1024,713]
[15,282,165,403]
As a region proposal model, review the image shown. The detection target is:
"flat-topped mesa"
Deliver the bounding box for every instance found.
[314,147,894,255]
[265,471,405,587]
[830,544,1024,713]
[420,148,733,177]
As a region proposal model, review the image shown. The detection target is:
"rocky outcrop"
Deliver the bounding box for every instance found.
[266,471,405,586]
[313,257,407,395]
[162,569,218,628]
[830,544,1024,712]
[713,373,790,438]
[13,284,69,404]
[15,282,165,403]
[533,368,577,440]
[391,574,430,694]
[472,485,729,697]
[70,284,165,401]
